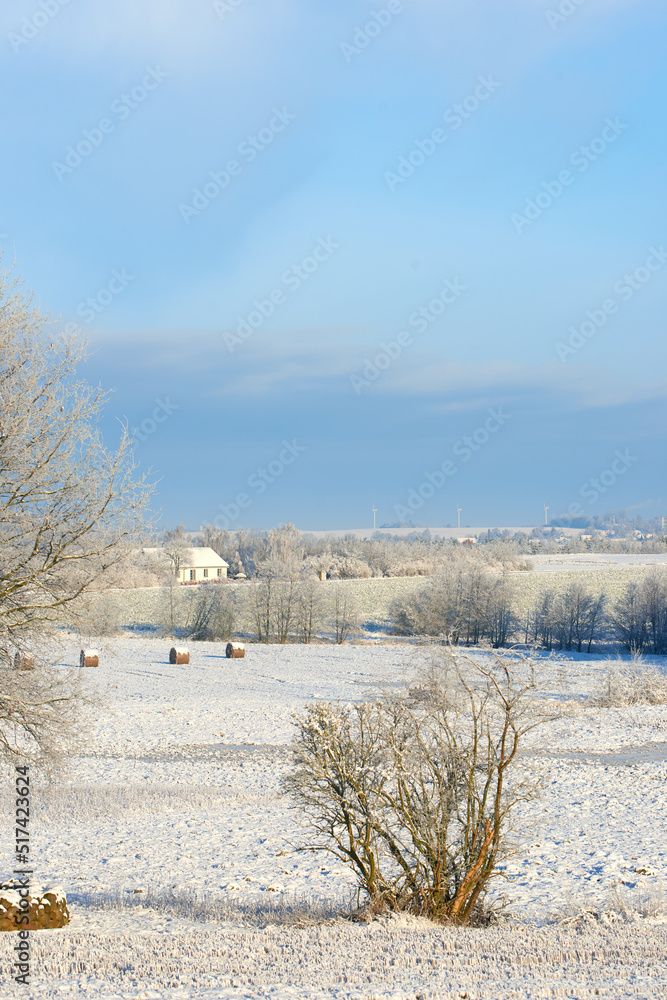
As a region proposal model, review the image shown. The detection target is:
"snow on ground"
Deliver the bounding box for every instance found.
[1,636,667,998]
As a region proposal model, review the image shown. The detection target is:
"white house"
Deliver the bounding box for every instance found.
[175,547,229,583]
[141,547,229,584]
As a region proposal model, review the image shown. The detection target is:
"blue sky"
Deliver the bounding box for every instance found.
[2,0,666,530]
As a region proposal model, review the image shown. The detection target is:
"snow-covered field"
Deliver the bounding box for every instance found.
[1,636,667,998]
[526,553,667,573]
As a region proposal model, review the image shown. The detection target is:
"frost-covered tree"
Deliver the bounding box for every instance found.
[0,263,153,765]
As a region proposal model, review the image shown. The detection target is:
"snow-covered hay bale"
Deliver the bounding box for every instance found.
[13,653,35,671]
[79,649,99,668]
[226,642,245,658]
[170,646,190,665]
[0,882,69,931]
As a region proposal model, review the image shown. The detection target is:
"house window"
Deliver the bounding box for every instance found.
[217,568,222,577]
[189,569,195,581]
[203,568,208,578]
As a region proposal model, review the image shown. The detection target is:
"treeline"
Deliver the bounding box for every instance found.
[547,507,665,537]
[193,523,531,579]
[167,521,667,583]
[391,567,667,654]
[520,534,667,555]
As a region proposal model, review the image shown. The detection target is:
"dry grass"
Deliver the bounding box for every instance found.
[596,656,667,707]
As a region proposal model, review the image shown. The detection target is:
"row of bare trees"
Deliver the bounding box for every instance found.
[391,566,516,648]
[184,577,357,645]
[522,582,605,653]
[393,569,667,654]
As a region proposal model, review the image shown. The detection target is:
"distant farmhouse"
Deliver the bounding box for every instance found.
[141,547,229,584]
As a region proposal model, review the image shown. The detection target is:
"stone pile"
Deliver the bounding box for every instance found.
[0,881,69,931]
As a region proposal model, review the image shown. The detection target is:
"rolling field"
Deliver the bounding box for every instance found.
[0,634,666,997]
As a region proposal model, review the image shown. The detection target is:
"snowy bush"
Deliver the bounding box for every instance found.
[284,649,543,924]
[597,657,667,706]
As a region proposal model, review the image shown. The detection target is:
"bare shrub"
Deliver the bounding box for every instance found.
[556,884,667,926]
[185,587,236,642]
[331,585,358,643]
[72,593,125,637]
[295,580,324,643]
[284,649,543,924]
[609,569,667,654]
[597,656,667,706]
[250,572,300,643]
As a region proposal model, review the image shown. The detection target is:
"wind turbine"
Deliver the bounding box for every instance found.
[544,504,549,526]
[372,504,377,530]
[456,505,462,529]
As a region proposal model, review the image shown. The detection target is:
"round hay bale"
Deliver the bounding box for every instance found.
[80,649,99,668]
[169,646,190,665]
[226,642,245,658]
[13,653,35,671]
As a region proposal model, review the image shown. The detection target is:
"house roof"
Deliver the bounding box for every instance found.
[179,547,229,568]
[141,546,229,568]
